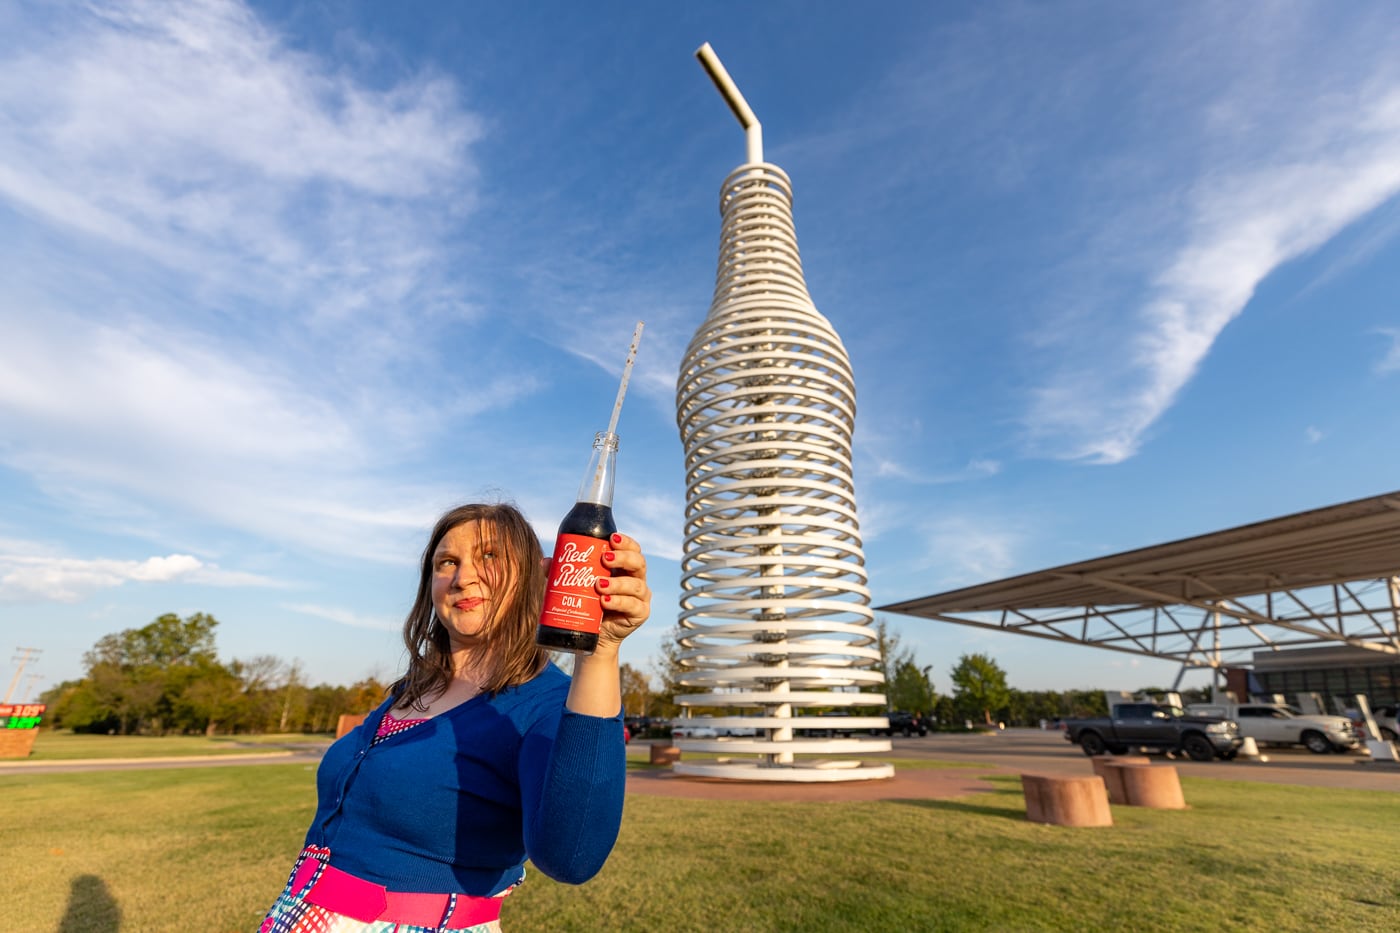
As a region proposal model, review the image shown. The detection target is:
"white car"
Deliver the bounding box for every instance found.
[1373,705,1398,742]
[670,723,718,739]
[1186,703,1360,754]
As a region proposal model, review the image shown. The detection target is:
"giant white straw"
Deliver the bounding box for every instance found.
[606,321,645,437]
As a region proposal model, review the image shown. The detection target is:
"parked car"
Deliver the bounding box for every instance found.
[794,712,861,738]
[1063,703,1243,761]
[1186,703,1360,754]
[670,722,718,739]
[624,715,654,738]
[871,711,927,737]
[1373,704,1398,742]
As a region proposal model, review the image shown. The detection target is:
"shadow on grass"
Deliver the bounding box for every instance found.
[59,874,121,933]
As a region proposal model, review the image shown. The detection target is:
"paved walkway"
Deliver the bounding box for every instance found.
[626,728,1400,800]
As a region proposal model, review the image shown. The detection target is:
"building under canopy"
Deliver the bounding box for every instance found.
[878,490,1400,695]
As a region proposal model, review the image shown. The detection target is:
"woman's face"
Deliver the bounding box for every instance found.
[430,520,514,649]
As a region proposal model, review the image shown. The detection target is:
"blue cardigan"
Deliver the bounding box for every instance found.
[306,663,625,896]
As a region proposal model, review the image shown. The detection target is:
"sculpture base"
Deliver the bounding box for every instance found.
[672,759,895,783]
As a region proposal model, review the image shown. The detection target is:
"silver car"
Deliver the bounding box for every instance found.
[1373,704,1398,742]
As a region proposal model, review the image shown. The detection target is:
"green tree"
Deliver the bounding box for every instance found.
[868,618,902,695]
[950,653,1010,726]
[176,659,245,735]
[648,625,690,719]
[234,655,287,732]
[278,661,308,733]
[931,694,957,729]
[870,617,941,715]
[46,678,118,733]
[619,663,652,717]
[346,677,388,714]
[57,612,231,734]
[888,659,936,715]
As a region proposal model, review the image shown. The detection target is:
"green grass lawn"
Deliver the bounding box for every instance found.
[3,761,1398,932]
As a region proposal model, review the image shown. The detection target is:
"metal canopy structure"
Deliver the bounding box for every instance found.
[878,490,1400,681]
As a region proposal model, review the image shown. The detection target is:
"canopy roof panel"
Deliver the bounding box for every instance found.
[878,490,1400,669]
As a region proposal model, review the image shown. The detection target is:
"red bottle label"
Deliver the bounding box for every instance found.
[540,533,610,634]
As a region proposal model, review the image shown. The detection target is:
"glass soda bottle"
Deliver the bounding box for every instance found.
[536,431,619,654]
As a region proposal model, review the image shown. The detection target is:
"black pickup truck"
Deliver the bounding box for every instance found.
[1063,703,1243,761]
[871,711,927,737]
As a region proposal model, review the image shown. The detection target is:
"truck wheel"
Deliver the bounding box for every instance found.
[1079,732,1107,756]
[1182,734,1215,761]
[1381,728,1397,742]
[1301,731,1332,754]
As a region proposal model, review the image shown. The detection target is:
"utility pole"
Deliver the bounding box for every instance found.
[4,648,42,703]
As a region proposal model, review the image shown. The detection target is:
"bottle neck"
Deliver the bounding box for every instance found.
[576,431,619,505]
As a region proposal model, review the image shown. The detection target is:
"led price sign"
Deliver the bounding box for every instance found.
[0,703,45,729]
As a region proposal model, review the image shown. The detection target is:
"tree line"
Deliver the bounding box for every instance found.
[41,611,1193,737]
[42,613,386,736]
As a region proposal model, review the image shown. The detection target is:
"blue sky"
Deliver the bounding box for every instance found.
[3,1,1399,702]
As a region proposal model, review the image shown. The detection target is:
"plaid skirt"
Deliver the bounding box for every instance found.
[259,846,508,933]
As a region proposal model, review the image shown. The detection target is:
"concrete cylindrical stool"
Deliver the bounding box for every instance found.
[650,743,681,765]
[1021,774,1113,827]
[1118,764,1186,809]
[1091,756,1151,805]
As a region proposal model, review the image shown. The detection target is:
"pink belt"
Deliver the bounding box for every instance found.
[293,854,504,929]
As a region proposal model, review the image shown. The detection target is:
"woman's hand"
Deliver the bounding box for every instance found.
[565,533,651,717]
[595,532,651,651]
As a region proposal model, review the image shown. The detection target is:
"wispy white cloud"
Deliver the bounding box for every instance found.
[0,0,480,302]
[0,0,502,563]
[0,303,445,562]
[0,310,356,466]
[869,456,1000,484]
[1376,327,1400,374]
[625,491,685,563]
[1021,17,1400,464]
[284,602,400,632]
[1305,426,1325,444]
[916,516,1021,587]
[0,549,278,603]
[1030,101,1400,461]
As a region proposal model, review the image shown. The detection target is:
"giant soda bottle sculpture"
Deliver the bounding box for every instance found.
[672,44,892,781]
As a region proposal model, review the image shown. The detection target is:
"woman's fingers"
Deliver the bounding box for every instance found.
[598,533,651,638]
[602,533,645,576]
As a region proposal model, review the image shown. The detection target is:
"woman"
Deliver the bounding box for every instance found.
[260,502,651,932]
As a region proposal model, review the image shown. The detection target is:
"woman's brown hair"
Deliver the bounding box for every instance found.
[391,502,550,710]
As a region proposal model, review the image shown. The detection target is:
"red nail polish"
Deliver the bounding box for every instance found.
[603,594,612,603]
[603,551,615,562]
[611,533,622,545]
[598,578,610,589]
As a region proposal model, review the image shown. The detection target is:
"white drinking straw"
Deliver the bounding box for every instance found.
[606,321,645,437]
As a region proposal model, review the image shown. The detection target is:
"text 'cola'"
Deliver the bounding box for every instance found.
[536,431,619,654]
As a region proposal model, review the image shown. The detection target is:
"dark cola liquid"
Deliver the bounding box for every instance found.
[536,501,617,654]
[559,501,616,541]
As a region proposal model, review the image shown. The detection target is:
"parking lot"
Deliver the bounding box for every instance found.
[882,727,1400,792]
